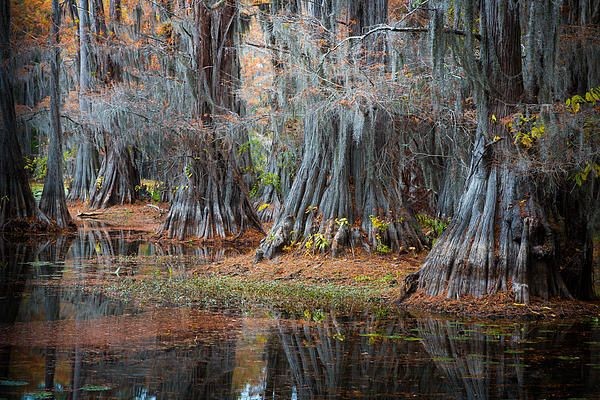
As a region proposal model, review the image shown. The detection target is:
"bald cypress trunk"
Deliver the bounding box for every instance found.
[0,2,48,230]
[413,0,589,303]
[161,0,263,240]
[68,0,100,202]
[257,0,424,259]
[88,138,140,209]
[40,0,73,228]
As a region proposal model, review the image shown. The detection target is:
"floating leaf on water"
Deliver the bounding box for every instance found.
[80,384,112,392]
[384,335,404,340]
[0,380,29,386]
[584,341,600,346]
[24,392,53,399]
[402,336,424,341]
[507,363,531,368]
[556,356,580,361]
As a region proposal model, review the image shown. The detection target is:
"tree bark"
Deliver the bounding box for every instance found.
[40,0,74,229]
[88,138,140,209]
[414,0,575,303]
[68,0,100,203]
[161,0,263,240]
[257,0,424,259]
[0,1,48,230]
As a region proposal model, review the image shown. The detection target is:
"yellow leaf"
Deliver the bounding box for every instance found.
[491,114,497,123]
[493,135,501,142]
[586,92,594,102]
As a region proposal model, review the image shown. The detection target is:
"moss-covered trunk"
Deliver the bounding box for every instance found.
[40,0,73,228]
[257,0,424,259]
[161,0,262,240]
[89,138,140,209]
[0,1,48,230]
[414,0,588,303]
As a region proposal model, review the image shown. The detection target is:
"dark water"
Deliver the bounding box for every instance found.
[0,231,599,400]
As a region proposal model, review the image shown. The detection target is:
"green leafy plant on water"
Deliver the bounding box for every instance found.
[80,384,112,392]
[25,392,53,399]
[0,380,29,386]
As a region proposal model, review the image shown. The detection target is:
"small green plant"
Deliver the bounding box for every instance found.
[24,155,47,181]
[417,213,449,243]
[184,164,193,179]
[566,86,600,113]
[370,215,392,254]
[250,172,281,198]
[505,113,545,149]
[573,162,600,186]
[369,215,390,231]
[304,233,330,254]
[335,217,349,228]
[95,175,104,190]
[303,308,325,322]
[375,242,391,254]
[257,202,271,212]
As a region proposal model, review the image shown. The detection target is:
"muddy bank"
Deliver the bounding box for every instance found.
[68,203,600,320]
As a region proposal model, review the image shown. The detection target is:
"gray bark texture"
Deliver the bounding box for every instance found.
[89,138,140,209]
[40,0,74,229]
[161,0,263,240]
[0,1,49,230]
[68,0,100,202]
[412,0,596,303]
[257,0,424,259]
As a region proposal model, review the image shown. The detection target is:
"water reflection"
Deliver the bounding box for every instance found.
[0,233,599,399]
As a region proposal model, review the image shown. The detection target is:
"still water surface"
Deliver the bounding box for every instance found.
[0,229,599,399]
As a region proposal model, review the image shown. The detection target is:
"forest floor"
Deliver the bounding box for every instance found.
[69,203,600,321]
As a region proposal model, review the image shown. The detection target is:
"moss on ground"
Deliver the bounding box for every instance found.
[104,275,396,317]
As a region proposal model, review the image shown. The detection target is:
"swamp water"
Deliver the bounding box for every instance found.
[0,230,599,400]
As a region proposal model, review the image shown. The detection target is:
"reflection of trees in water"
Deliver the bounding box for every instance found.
[417,319,526,400]
[152,242,231,261]
[69,227,140,266]
[416,319,600,399]
[0,239,34,378]
[61,328,241,399]
[274,314,446,399]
